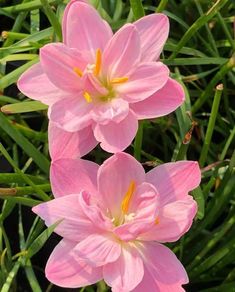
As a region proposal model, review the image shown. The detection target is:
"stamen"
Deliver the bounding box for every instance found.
[93,48,102,76]
[110,77,129,84]
[155,217,160,225]
[83,91,92,103]
[121,181,136,214]
[73,67,83,77]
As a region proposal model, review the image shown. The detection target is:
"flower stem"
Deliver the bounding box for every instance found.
[199,84,223,167]
[40,0,62,41]
[97,280,107,292]
[155,0,168,12]
[134,121,144,161]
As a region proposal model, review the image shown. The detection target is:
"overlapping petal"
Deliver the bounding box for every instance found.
[73,234,121,267]
[91,98,129,124]
[103,24,141,79]
[130,78,185,119]
[62,1,112,58]
[40,43,87,91]
[50,158,98,197]
[17,63,71,106]
[117,62,169,103]
[146,160,201,205]
[93,111,138,153]
[97,152,145,218]
[48,122,98,160]
[134,13,169,62]
[134,242,188,291]
[114,182,159,241]
[50,96,92,132]
[140,197,197,242]
[103,244,144,291]
[46,239,102,288]
[32,193,100,241]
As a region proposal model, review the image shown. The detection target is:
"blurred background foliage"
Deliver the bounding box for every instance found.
[0,0,235,291]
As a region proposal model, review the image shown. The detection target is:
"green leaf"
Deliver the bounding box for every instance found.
[26,220,61,259]
[129,0,145,20]
[0,114,50,175]
[1,101,48,114]
[0,196,42,207]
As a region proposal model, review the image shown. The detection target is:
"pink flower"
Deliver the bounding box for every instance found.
[18,0,184,153]
[33,153,201,291]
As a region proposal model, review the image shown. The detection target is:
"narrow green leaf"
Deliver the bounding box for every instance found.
[0,114,50,175]
[27,220,61,259]
[129,0,145,20]
[40,0,62,41]
[1,260,21,292]
[169,0,228,59]
[199,84,223,167]
[0,58,38,90]
[0,196,42,207]
[1,101,48,114]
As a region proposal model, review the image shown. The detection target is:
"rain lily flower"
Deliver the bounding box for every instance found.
[33,153,201,291]
[18,0,185,153]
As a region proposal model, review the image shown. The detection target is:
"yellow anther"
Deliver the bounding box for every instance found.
[83,91,92,103]
[121,181,136,214]
[155,217,160,225]
[73,67,83,77]
[110,77,129,84]
[1,31,8,39]
[93,48,102,76]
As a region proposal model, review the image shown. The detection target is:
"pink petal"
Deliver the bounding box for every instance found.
[93,111,138,153]
[91,98,129,124]
[133,242,188,292]
[146,161,201,206]
[134,13,169,62]
[117,62,169,103]
[62,1,112,57]
[140,197,197,242]
[50,158,98,197]
[50,96,92,132]
[17,63,72,106]
[73,234,121,267]
[114,182,159,241]
[49,122,98,160]
[103,24,141,79]
[46,239,102,288]
[130,78,185,119]
[40,43,87,92]
[32,193,100,241]
[78,191,113,231]
[97,152,145,220]
[103,244,144,291]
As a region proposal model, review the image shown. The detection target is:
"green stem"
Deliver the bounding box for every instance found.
[192,54,235,113]
[199,84,223,167]
[134,121,144,161]
[169,0,228,60]
[156,0,168,13]
[129,0,145,20]
[97,280,107,292]
[0,184,51,197]
[2,0,61,14]
[2,31,29,41]
[40,0,62,41]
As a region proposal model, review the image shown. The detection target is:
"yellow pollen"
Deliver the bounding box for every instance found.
[155,217,160,225]
[93,48,102,76]
[83,91,92,103]
[121,181,136,214]
[110,77,129,84]
[73,67,83,77]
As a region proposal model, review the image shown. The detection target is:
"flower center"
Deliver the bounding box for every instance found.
[73,48,129,104]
